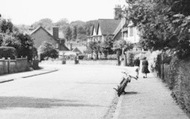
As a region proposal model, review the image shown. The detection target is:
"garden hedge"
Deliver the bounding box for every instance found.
[0,46,17,59]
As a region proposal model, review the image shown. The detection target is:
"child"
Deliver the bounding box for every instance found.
[134,57,140,78]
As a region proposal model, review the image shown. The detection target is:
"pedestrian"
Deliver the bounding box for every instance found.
[134,57,140,78]
[74,53,79,64]
[141,57,150,78]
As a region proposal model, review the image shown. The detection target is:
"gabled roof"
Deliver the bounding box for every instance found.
[113,18,128,39]
[30,26,69,51]
[98,19,121,35]
[90,19,121,36]
[30,26,56,41]
[72,47,82,54]
[90,21,99,36]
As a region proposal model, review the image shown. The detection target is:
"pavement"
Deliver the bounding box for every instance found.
[0,66,58,83]
[113,72,190,119]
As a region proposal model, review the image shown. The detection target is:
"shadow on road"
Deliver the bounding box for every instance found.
[123,91,138,95]
[0,96,102,109]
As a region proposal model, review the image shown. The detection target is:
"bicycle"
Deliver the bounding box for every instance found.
[114,72,138,97]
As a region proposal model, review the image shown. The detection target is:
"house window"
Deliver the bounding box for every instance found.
[123,33,127,40]
[56,43,59,48]
[129,27,133,36]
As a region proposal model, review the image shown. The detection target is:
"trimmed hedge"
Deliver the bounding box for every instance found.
[0,46,17,59]
[156,55,190,114]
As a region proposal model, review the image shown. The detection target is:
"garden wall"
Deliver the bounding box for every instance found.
[0,58,29,75]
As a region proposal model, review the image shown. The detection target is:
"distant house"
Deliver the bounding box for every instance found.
[30,26,69,51]
[72,47,82,54]
[113,18,140,51]
[87,19,121,43]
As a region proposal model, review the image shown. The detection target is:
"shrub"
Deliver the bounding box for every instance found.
[39,42,59,60]
[0,46,17,59]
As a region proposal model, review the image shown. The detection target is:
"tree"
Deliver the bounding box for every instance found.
[65,26,72,42]
[77,26,87,41]
[14,33,34,61]
[84,22,94,36]
[3,35,21,51]
[54,18,69,26]
[113,39,127,50]
[0,46,17,59]
[38,41,58,60]
[126,0,190,59]
[32,18,53,30]
[0,34,3,46]
[100,35,114,59]
[54,18,70,34]
[87,41,101,60]
[0,19,13,33]
[72,25,77,40]
[2,33,35,61]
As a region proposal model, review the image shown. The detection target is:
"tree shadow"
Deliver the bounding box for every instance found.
[0,96,102,109]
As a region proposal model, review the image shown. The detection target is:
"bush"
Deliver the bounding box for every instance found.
[39,42,59,60]
[0,46,17,59]
[156,55,190,114]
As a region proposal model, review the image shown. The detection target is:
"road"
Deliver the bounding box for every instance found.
[0,64,133,119]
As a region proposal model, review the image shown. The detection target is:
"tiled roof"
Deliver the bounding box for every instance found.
[72,47,82,54]
[113,18,128,39]
[30,26,69,51]
[90,19,121,36]
[98,19,121,35]
[30,26,55,40]
[90,21,99,35]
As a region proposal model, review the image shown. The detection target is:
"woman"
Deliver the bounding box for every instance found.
[141,57,150,78]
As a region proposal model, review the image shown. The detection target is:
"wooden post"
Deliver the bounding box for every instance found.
[7,57,10,74]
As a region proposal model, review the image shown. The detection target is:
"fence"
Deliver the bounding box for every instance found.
[0,57,29,75]
[155,53,171,81]
[155,53,190,113]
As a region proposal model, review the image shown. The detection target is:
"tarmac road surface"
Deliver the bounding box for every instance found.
[0,64,128,119]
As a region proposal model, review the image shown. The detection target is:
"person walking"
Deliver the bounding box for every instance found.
[141,57,150,78]
[134,57,140,78]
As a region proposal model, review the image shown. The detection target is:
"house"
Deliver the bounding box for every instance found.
[30,26,69,51]
[113,18,140,43]
[113,18,140,51]
[87,19,121,43]
[72,47,82,54]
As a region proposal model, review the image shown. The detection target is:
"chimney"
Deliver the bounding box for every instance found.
[53,26,59,40]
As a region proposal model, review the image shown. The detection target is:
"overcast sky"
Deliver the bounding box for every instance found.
[0,0,126,25]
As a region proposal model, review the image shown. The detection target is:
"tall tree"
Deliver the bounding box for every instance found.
[126,0,190,59]
[0,19,13,33]
[100,35,114,59]
[65,26,72,42]
[72,25,77,41]
[54,18,69,33]
[32,18,53,30]
[77,26,86,41]
[54,18,69,26]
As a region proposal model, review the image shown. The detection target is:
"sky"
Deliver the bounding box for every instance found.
[0,0,126,25]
